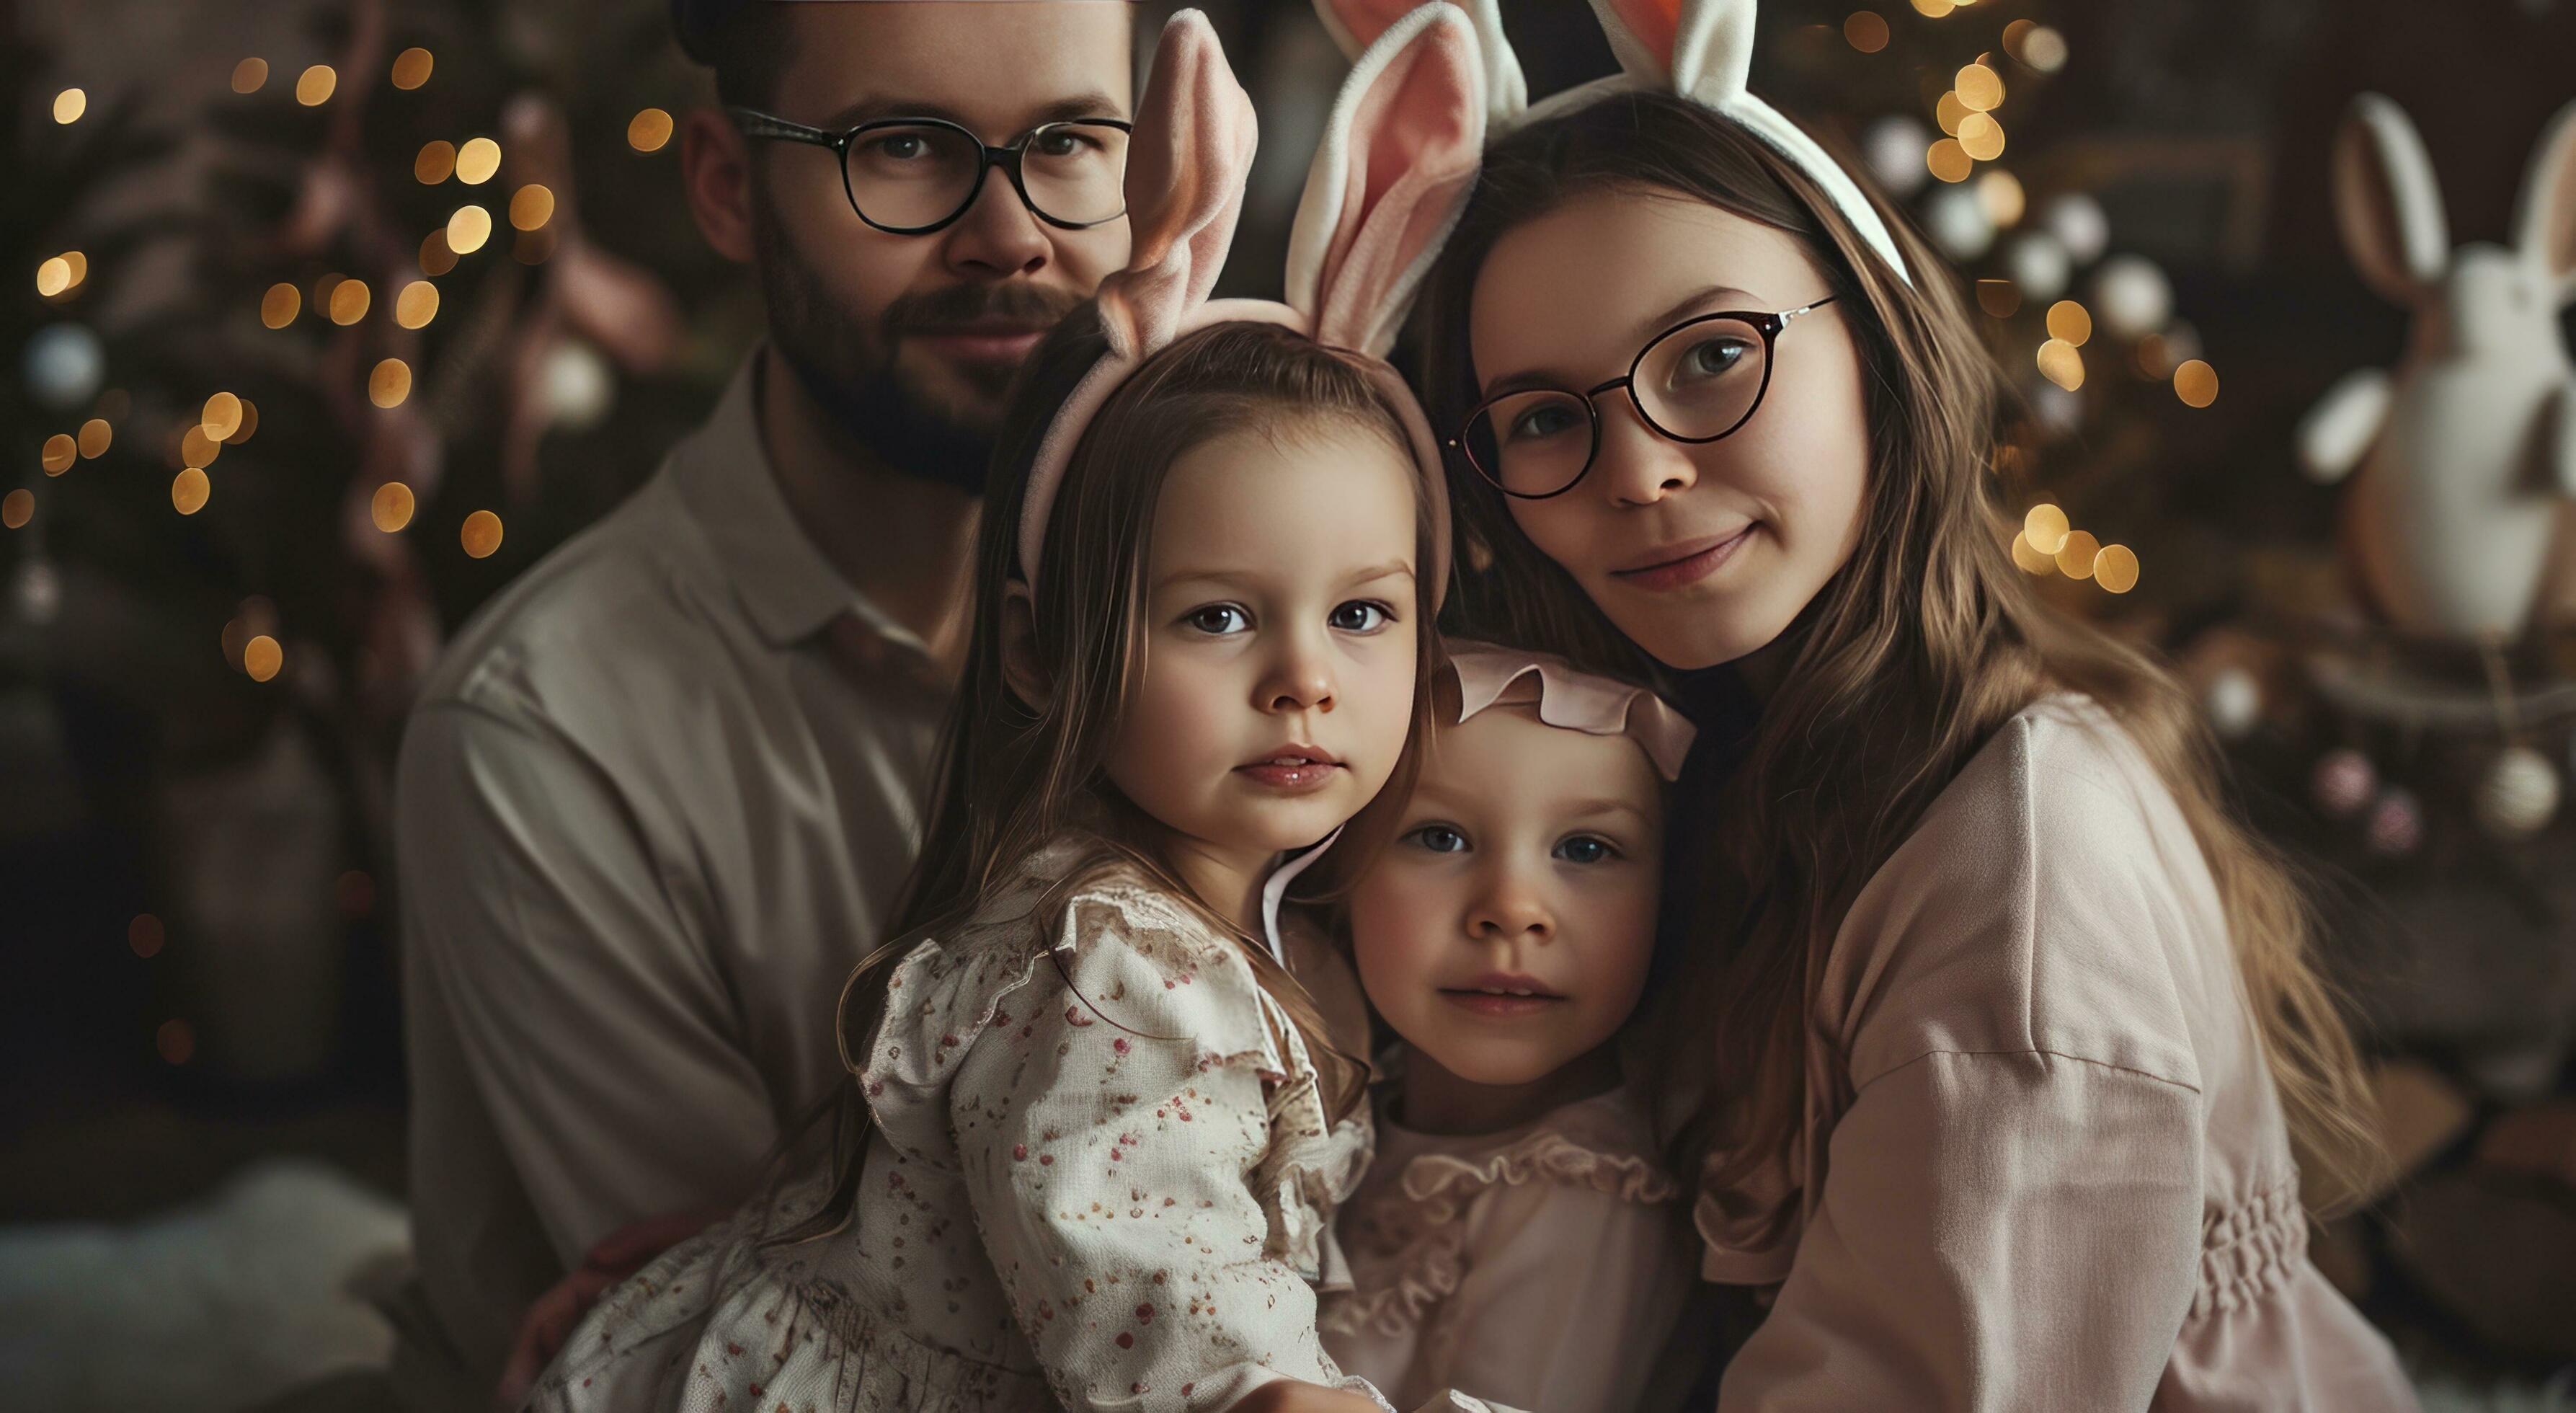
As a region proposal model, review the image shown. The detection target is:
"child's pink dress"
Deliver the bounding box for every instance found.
[529,839,1380,1412]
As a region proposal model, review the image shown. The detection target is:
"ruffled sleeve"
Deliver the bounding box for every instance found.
[944,872,1369,1413]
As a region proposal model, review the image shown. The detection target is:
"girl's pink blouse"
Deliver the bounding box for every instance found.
[1700,695,2418,1412]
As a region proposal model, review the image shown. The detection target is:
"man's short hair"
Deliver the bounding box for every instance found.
[675,0,793,109]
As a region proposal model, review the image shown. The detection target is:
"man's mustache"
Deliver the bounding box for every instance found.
[882,284,1084,339]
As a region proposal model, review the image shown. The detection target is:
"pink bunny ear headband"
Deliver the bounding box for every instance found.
[1444,642,1697,781]
[1315,0,1911,285]
[1016,4,1483,597]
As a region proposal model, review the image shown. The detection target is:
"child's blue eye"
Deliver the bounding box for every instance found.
[1554,834,1618,864]
[1184,603,1249,635]
[1404,823,1468,854]
[1329,601,1391,633]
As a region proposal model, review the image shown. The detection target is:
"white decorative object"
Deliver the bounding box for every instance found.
[2041,192,2110,265]
[542,339,615,431]
[2003,231,2072,301]
[1864,114,1934,199]
[2311,748,2378,818]
[2295,93,2576,640]
[2090,253,2174,340]
[14,557,61,626]
[1923,184,1996,261]
[2204,666,2263,740]
[23,322,103,410]
[2475,745,2562,838]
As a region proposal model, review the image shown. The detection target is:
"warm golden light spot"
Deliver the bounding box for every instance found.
[172,467,210,514]
[329,278,371,324]
[2174,359,2219,407]
[629,107,674,153]
[2023,503,2071,556]
[1976,279,2021,318]
[1976,169,2025,226]
[35,257,71,298]
[456,136,502,185]
[1957,112,2005,161]
[202,391,243,441]
[1955,63,2004,111]
[369,358,412,408]
[372,481,416,533]
[509,183,556,231]
[2046,300,2092,346]
[53,88,86,124]
[2021,25,2068,72]
[78,418,111,459]
[42,434,77,474]
[461,509,505,559]
[295,64,336,106]
[129,913,164,958]
[181,425,221,469]
[226,399,258,444]
[448,204,493,254]
[231,58,268,94]
[415,139,456,184]
[244,634,283,682]
[314,272,344,309]
[157,1019,195,1065]
[2002,19,2036,54]
[2055,529,2101,580]
[1935,91,1969,136]
[2093,543,2140,593]
[395,280,439,329]
[419,229,458,276]
[261,281,301,327]
[2009,531,2056,574]
[1,490,31,530]
[1910,0,1954,15]
[2037,337,2085,391]
[1843,11,1889,52]
[391,47,433,90]
[1926,138,1973,184]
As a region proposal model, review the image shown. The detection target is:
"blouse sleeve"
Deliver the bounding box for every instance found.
[1717,1048,2204,1413]
[950,887,1351,1413]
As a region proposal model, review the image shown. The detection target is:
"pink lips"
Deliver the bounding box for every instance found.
[1438,971,1565,1018]
[1236,745,1343,794]
[1612,525,1756,591]
[913,327,1046,364]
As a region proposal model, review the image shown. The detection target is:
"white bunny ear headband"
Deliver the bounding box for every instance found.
[1016,4,1484,598]
[1444,642,1697,781]
[1313,0,1911,285]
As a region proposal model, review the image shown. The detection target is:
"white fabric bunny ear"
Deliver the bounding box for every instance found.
[2513,98,2576,299]
[1586,0,1910,283]
[1284,3,1488,358]
[1310,0,1527,129]
[2334,94,2449,306]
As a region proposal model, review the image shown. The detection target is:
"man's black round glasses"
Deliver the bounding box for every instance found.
[1451,296,1840,500]
[727,108,1134,236]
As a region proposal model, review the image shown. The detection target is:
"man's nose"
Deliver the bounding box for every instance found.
[941,168,1052,278]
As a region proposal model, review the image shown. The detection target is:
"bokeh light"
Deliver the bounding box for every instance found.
[2046,299,2093,346]
[295,65,335,106]
[1935,92,1970,137]
[156,1019,195,1066]
[509,184,556,231]
[244,634,284,682]
[1976,169,2025,226]
[1957,112,2005,161]
[2023,503,2071,556]
[391,47,433,91]
[628,108,674,154]
[2021,25,2069,72]
[415,140,457,185]
[36,256,74,298]
[369,358,413,408]
[2010,530,2054,575]
[2174,359,2220,407]
[1911,0,1954,15]
[2037,337,2084,391]
[419,230,459,276]
[128,914,164,958]
[1,490,32,530]
[78,418,112,458]
[372,482,416,533]
[1976,279,2020,318]
[202,391,243,441]
[1926,138,1972,183]
[231,58,267,94]
[180,425,221,469]
[261,281,301,327]
[329,278,371,324]
[1843,11,1889,52]
[53,87,86,124]
[456,136,501,185]
[461,510,504,559]
[226,399,259,445]
[448,204,493,254]
[395,280,440,329]
[171,467,210,514]
[2093,544,2141,593]
[1955,63,2004,111]
[43,434,77,474]
[2055,529,2102,579]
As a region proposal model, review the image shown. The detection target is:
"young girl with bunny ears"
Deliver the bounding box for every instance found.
[526,10,1504,1413]
[1318,645,1701,1413]
[1331,0,2425,1407]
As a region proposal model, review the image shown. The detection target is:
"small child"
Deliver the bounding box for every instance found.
[1321,645,1700,1413]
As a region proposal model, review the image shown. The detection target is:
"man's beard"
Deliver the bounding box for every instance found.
[751,204,1080,497]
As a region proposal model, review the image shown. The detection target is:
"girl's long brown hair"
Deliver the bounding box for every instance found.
[1418,92,2383,1225]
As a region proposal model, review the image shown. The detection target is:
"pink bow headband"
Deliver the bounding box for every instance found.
[1445,643,1697,781]
[1016,4,1485,598]
[1316,0,1912,285]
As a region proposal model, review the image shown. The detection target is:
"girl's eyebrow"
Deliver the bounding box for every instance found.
[1481,285,1765,397]
[1340,560,1415,588]
[1152,561,1414,593]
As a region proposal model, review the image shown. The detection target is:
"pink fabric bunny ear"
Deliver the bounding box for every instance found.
[1284,2,1488,358]
[1581,0,1911,285]
[1020,9,1256,588]
[1446,644,1697,781]
[1310,0,1527,128]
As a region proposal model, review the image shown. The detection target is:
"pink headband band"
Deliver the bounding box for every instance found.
[1446,643,1697,781]
[1016,4,1484,601]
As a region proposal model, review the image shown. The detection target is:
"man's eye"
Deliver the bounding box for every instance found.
[1328,601,1390,633]
[1183,604,1248,635]
[871,134,928,161]
[1405,824,1468,854]
[1555,835,1619,864]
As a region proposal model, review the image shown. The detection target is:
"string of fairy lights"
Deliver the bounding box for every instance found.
[17,50,679,704]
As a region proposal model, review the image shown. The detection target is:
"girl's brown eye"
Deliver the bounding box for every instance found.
[1329,601,1389,632]
[1186,604,1248,635]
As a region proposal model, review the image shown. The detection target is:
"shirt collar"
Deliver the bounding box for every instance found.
[672,347,931,656]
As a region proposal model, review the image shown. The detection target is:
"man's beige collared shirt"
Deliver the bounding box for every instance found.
[394,352,946,1394]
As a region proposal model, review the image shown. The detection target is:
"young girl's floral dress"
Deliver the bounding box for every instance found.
[528,836,1386,1412]
[1321,1084,1695,1412]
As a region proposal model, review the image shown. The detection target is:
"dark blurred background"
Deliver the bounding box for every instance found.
[5,0,2575,1406]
